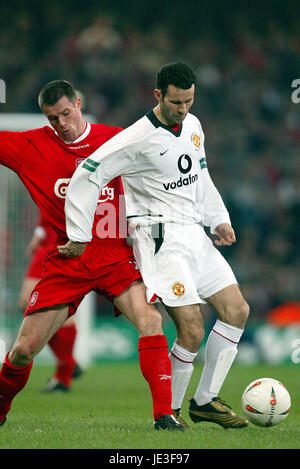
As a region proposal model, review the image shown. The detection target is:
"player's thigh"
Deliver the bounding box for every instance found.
[113,280,163,337]
[166,303,204,352]
[11,305,69,364]
[205,284,249,328]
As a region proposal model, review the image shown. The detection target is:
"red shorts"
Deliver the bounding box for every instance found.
[25,238,142,317]
[26,245,49,279]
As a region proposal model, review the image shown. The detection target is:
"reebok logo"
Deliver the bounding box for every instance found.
[69,144,90,150]
[163,173,198,191]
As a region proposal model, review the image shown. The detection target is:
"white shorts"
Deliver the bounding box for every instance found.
[132,222,237,307]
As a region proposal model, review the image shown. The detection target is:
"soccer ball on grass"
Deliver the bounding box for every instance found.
[241,377,291,427]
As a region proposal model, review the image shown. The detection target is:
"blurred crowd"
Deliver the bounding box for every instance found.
[1,1,299,318]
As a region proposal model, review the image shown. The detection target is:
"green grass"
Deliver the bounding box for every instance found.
[0,362,299,449]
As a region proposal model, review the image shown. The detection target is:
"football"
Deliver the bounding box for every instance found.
[241,377,291,427]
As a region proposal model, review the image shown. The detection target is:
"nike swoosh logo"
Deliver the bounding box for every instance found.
[160,149,169,156]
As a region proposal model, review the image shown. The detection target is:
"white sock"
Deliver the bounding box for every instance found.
[194,320,243,406]
[169,341,198,410]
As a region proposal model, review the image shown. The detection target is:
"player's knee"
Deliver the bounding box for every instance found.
[136,307,163,337]
[177,321,205,353]
[221,298,250,328]
[240,299,250,324]
[234,298,250,327]
[10,339,39,366]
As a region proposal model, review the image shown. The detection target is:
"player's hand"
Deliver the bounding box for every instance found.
[57,240,88,258]
[214,223,236,246]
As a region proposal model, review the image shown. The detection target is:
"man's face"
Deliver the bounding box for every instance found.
[42,96,85,142]
[155,84,195,126]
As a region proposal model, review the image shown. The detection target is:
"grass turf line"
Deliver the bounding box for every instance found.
[0,362,299,449]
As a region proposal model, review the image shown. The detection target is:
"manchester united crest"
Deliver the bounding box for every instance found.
[191,132,201,150]
[172,282,185,297]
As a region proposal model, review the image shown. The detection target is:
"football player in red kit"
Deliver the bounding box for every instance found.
[18,211,82,392]
[0,80,183,431]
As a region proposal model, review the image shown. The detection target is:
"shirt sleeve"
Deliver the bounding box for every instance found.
[196,132,231,234]
[0,131,25,172]
[65,126,138,242]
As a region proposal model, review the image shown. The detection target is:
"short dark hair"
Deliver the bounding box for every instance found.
[157,62,196,97]
[38,80,77,109]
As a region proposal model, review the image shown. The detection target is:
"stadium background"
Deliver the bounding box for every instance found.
[0,0,299,366]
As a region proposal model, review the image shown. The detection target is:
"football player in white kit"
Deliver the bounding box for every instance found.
[61,62,249,429]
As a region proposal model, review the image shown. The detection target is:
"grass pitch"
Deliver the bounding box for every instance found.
[0,361,299,450]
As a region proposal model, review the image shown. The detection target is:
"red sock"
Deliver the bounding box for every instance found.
[0,352,33,422]
[138,334,172,421]
[48,323,77,387]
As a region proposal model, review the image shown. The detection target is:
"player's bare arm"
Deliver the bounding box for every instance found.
[214,223,236,246]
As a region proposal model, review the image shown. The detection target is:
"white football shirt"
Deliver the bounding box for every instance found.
[65,110,231,242]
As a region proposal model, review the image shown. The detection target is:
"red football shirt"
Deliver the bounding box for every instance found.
[0,122,125,241]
